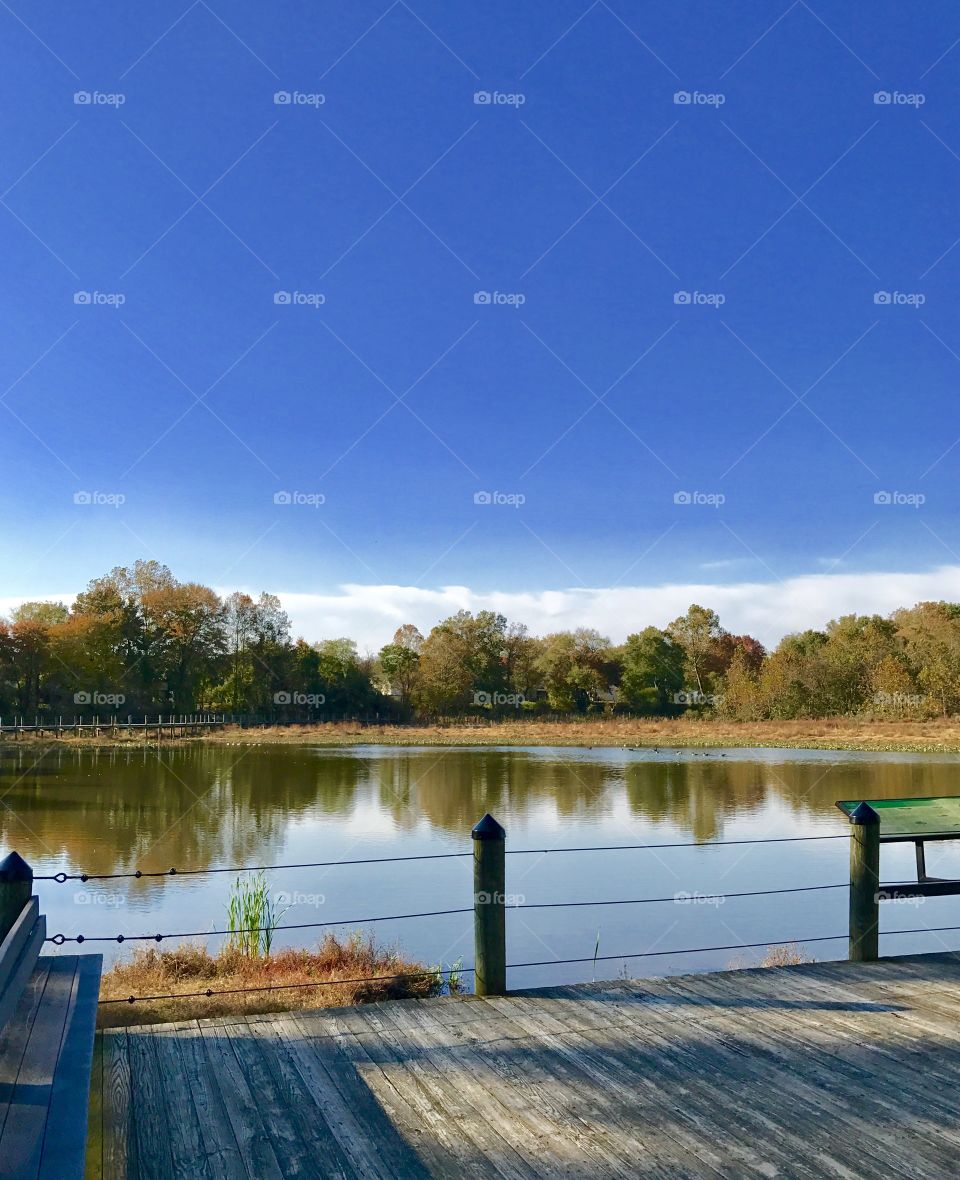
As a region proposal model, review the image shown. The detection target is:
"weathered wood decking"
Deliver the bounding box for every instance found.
[88,952,960,1179]
[0,954,102,1179]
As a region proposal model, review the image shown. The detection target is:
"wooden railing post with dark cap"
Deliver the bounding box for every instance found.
[848,801,880,962]
[472,813,506,996]
[0,849,32,945]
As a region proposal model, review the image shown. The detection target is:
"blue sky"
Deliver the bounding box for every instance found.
[3,1,960,644]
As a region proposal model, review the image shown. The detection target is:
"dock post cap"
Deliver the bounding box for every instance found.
[848,802,880,826]
[472,814,505,841]
[0,850,32,881]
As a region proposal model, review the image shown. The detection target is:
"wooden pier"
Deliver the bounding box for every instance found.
[0,715,227,740]
[88,951,960,1179]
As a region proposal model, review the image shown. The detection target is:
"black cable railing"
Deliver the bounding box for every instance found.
[46,882,852,946]
[35,831,850,882]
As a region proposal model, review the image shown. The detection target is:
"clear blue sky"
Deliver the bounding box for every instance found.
[2,1,960,623]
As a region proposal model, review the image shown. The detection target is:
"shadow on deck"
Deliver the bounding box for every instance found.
[87,952,960,1179]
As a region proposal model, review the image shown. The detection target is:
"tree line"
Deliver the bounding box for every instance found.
[2,560,959,720]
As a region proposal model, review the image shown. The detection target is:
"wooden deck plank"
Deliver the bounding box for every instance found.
[397,994,694,1179]
[371,998,612,1179]
[166,1021,246,1180]
[0,955,76,1179]
[302,1006,501,1179]
[218,1016,352,1180]
[0,958,51,1140]
[125,1023,175,1180]
[482,989,833,1179]
[39,952,101,1180]
[196,1018,285,1180]
[102,1030,138,1180]
[97,955,960,1180]
[145,1023,213,1180]
[85,1030,103,1180]
[617,974,955,1177]
[266,1011,429,1180]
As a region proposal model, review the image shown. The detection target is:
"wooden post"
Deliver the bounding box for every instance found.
[848,801,880,962]
[0,850,32,945]
[472,813,506,996]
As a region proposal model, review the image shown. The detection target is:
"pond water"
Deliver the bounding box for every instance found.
[2,743,960,986]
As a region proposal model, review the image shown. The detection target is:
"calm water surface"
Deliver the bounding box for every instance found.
[2,744,959,985]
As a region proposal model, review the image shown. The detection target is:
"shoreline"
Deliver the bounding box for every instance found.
[3,717,960,754]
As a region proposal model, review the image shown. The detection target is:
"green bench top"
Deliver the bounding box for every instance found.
[837,796,960,841]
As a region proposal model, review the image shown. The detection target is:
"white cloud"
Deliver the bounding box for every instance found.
[270,564,960,650]
[7,566,960,651]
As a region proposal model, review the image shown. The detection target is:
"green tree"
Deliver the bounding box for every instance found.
[618,627,685,713]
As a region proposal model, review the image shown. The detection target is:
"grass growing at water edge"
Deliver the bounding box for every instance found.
[225,871,287,956]
[98,931,465,1028]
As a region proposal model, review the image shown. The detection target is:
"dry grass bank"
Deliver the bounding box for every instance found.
[97,933,455,1029]
[8,716,960,753]
[162,716,960,753]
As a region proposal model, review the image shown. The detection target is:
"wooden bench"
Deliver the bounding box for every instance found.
[0,852,102,1179]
